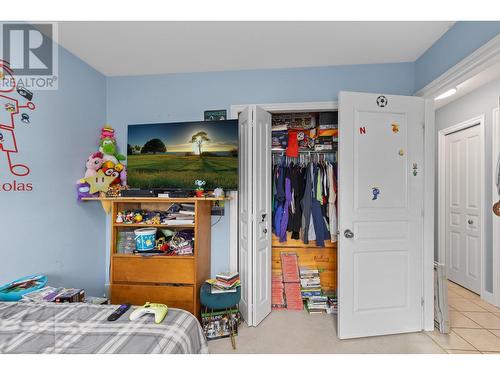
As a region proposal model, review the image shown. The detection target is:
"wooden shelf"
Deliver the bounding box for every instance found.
[82,196,230,202]
[112,254,195,260]
[107,198,212,319]
[82,196,230,213]
[272,233,336,249]
[114,223,195,228]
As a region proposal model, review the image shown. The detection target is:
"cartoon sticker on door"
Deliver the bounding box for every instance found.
[355,111,407,208]
[0,60,36,177]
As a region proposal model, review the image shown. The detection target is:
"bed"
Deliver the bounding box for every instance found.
[0,302,208,354]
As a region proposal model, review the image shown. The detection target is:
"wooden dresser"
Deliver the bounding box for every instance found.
[98,197,217,318]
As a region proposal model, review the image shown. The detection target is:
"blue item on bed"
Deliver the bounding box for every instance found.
[0,274,48,301]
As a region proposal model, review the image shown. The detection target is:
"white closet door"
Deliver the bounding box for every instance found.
[252,106,272,325]
[238,105,272,326]
[238,107,253,325]
[338,91,425,339]
[445,125,482,293]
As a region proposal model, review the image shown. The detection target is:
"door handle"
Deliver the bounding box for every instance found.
[344,229,354,239]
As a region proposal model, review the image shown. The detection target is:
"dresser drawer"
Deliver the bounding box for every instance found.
[111,284,194,312]
[112,256,195,284]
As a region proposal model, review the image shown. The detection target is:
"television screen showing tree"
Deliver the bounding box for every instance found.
[127,120,238,190]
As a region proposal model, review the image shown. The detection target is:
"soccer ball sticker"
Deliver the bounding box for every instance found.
[376,95,388,108]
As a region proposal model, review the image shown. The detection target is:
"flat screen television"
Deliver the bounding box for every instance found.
[127,120,238,190]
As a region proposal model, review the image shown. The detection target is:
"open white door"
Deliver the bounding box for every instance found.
[238,105,272,326]
[238,107,253,325]
[338,91,425,339]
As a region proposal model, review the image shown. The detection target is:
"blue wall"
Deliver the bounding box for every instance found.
[415,21,500,92]
[106,62,415,275]
[3,21,497,296]
[0,46,107,296]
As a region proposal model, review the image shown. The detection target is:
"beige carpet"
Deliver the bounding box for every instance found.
[208,310,445,354]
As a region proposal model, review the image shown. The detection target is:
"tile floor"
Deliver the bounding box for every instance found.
[426,280,500,354]
[207,280,500,354]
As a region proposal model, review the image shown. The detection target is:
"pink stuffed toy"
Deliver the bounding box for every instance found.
[84,152,104,178]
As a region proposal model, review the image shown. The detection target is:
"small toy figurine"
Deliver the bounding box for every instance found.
[84,152,104,178]
[134,213,143,223]
[116,212,124,223]
[194,180,206,197]
[372,187,380,201]
[156,238,169,252]
[105,184,122,198]
[125,212,134,224]
[120,168,127,187]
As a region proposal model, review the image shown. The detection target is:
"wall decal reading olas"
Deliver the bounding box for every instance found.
[0,60,36,177]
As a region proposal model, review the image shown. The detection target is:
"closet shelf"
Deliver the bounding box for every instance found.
[114,223,195,228]
[272,149,337,154]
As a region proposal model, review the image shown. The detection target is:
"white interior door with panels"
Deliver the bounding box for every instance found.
[238,105,272,327]
[338,91,426,339]
[445,124,483,294]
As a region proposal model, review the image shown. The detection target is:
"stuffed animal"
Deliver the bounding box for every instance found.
[100,125,115,140]
[101,161,121,186]
[76,178,97,200]
[99,126,125,164]
[84,152,104,178]
[100,137,125,164]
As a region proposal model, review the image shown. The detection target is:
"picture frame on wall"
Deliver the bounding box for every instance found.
[204,109,227,121]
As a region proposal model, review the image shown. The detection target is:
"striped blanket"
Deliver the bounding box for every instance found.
[0,302,208,354]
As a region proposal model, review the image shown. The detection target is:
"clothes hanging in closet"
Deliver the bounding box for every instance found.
[272,155,337,247]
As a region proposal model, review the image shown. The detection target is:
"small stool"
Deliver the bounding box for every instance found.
[200,283,241,349]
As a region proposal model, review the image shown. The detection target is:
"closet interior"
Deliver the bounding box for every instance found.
[271,111,338,314]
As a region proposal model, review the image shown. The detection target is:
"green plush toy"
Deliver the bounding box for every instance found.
[99,125,125,164]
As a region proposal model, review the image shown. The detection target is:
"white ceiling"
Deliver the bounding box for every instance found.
[56,21,455,76]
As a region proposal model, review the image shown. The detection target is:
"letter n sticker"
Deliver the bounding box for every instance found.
[359,127,366,135]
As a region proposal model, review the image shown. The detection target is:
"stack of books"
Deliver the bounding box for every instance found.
[22,286,85,303]
[304,295,329,314]
[314,136,334,151]
[280,253,303,310]
[272,270,286,310]
[324,289,338,314]
[284,283,303,310]
[299,267,322,297]
[300,267,329,314]
[207,272,240,294]
[162,203,195,225]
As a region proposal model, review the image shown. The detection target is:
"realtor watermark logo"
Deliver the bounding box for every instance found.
[0,22,58,90]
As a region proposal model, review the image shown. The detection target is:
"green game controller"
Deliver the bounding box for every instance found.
[129,302,168,324]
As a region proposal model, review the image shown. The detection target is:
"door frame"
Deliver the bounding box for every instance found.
[437,115,488,300]
[492,108,500,307]
[230,101,339,275]
[231,99,435,332]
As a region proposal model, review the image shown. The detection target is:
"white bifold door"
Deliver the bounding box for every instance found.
[338,91,426,339]
[445,125,482,294]
[238,105,272,327]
